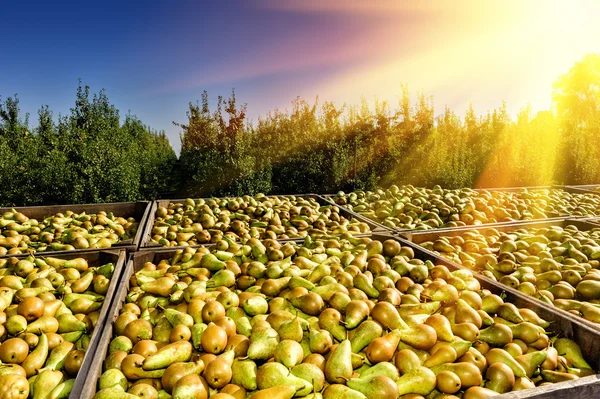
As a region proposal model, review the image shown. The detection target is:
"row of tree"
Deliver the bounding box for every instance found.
[1,55,600,206]
[0,84,177,206]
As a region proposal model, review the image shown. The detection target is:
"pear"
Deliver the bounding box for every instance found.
[152,317,173,343]
[99,369,128,391]
[291,293,325,316]
[143,341,193,370]
[256,362,312,396]
[514,350,547,378]
[396,366,437,396]
[164,309,194,328]
[396,302,441,318]
[26,316,59,335]
[22,333,48,378]
[346,375,398,399]
[109,336,133,354]
[322,384,366,399]
[394,349,422,375]
[171,374,209,399]
[161,361,205,394]
[430,362,483,388]
[318,308,346,342]
[454,299,482,328]
[309,329,333,355]
[359,362,399,380]
[291,363,326,392]
[424,345,457,368]
[56,314,87,333]
[43,341,75,371]
[127,383,159,398]
[274,340,305,368]
[485,348,527,378]
[497,303,524,324]
[554,338,592,369]
[93,388,140,399]
[462,386,500,399]
[399,324,437,350]
[249,385,297,399]
[541,369,578,383]
[343,300,370,329]
[424,314,454,342]
[365,329,401,364]
[31,369,64,399]
[48,378,75,399]
[247,326,279,361]
[324,339,353,383]
[243,296,269,317]
[370,302,409,330]
[277,316,304,342]
[478,324,513,347]
[121,354,165,380]
[484,362,515,394]
[231,359,258,391]
[353,274,379,298]
[350,320,382,353]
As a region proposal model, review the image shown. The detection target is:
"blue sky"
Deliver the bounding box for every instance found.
[2,1,600,154]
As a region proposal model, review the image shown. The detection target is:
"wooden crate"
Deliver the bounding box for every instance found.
[37,250,126,399]
[0,201,152,257]
[83,233,600,398]
[407,219,600,333]
[140,194,384,250]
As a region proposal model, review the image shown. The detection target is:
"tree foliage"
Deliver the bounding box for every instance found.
[2,55,600,206]
[0,83,177,206]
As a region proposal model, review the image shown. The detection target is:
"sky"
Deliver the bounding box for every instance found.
[2,0,600,154]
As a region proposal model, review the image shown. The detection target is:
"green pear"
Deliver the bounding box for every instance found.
[93,388,140,399]
[485,348,527,378]
[109,336,133,354]
[243,296,269,316]
[227,307,252,336]
[191,323,207,350]
[324,339,352,384]
[248,326,279,361]
[256,362,312,395]
[43,341,75,371]
[22,333,49,378]
[359,362,399,380]
[142,341,193,370]
[318,308,347,342]
[346,375,398,399]
[32,369,65,399]
[308,329,332,355]
[99,369,128,391]
[57,314,87,333]
[164,309,194,328]
[322,384,366,399]
[274,340,305,368]
[232,359,258,391]
[207,269,236,288]
[350,320,382,353]
[396,366,437,396]
[515,350,548,378]
[554,338,592,369]
[249,385,298,399]
[48,378,75,399]
[200,253,227,271]
[277,315,304,342]
[291,363,325,392]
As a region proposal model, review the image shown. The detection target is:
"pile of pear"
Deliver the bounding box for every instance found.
[331,186,600,230]
[151,196,371,248]
[420,224,600,324]
[0,255,115,398]
[95,236,594,399]
[0,208,139,256]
